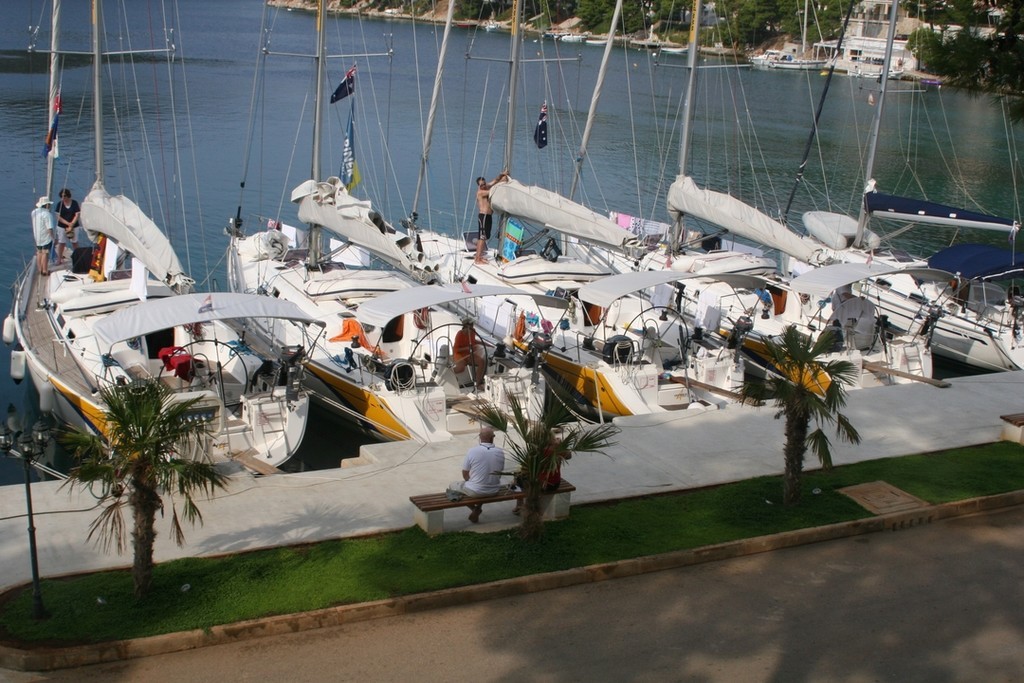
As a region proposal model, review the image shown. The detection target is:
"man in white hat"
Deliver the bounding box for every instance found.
[31,196,55,277]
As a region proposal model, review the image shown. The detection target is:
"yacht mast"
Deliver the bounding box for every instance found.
[670,0,703,253]
[45,0,62,200]
[92,0,104,188]
[853,0,900,248]
[568,0,623,202]
[503,0,524,174]
[409,0,457,230]
[307,0,328,268]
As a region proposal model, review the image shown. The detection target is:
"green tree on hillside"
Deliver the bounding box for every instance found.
[62,380,227,599]
[915,0,1024,121]
[740,327,861,505]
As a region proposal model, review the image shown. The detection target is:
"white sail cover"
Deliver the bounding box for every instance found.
[81,184,189,290]
[94,292,323,347]
[293,178,420,272]
[667,176,823,264]
[578,270,766,307]
[489,178,634,250]
[357,284,525,329]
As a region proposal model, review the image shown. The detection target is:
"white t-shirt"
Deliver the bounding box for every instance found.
[461,441,506,495]
[32,207,54,248]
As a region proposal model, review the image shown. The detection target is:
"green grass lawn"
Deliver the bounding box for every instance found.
[2,441,1022,645]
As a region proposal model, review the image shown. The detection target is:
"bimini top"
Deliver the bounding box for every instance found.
[94,292,323,347]
[928,244,1024,281]
[790,262,953,298]
[356,283,528,329]
[578,270,766,308]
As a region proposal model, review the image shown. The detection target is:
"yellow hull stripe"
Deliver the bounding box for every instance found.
[306,364,412,440]
[543,352,635,417]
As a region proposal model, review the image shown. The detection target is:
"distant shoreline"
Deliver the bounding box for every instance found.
[266,0,736,54]
[266,0,943,80]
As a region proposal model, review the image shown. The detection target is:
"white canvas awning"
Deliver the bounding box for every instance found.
[790,263,953,298]
[94,292,323,347]
[356,284,529,329]
[578,270,766,307]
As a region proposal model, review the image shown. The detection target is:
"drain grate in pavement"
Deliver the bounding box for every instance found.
[838,481,930,514]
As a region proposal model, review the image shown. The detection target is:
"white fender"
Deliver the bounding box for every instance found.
[38,381,54,413]
[10,349,25,383]
[2,316,15,345]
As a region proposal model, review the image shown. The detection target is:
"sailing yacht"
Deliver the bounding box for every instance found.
[412,0,757,420]
[674,0,1024,373]
[227,0,549,442]
[7,0,322,470]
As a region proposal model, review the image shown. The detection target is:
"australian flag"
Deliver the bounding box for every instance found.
[533,102,548,149]
[330,65,357,103]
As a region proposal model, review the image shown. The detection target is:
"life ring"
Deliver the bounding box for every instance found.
[413,307,430,330]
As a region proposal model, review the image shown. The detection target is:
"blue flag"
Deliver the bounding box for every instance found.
[42,93,61,158]
[533,102,548,149]
[331,65,356,103]
[341,111,361,191]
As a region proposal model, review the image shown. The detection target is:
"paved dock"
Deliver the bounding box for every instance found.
[1,370,1021,591]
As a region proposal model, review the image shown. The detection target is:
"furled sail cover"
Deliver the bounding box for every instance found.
[865,192,1019,233]
[81,183,189,290]
[667,175,823,264]
[293,178,421,272]
[489,178,634,250]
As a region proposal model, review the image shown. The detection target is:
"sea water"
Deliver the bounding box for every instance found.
[0,0,1019,478]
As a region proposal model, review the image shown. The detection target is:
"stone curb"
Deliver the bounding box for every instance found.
[3,490,1023,672]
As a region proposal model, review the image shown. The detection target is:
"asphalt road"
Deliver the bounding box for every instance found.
[7,506,1024,682]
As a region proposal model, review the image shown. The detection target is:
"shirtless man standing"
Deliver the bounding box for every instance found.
[475,172,507,264]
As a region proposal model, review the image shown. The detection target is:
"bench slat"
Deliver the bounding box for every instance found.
[411,481,576,513]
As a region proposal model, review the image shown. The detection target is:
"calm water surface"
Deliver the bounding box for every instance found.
[0,0,1018,478]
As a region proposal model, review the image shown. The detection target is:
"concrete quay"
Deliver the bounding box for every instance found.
[0,370,1021,594]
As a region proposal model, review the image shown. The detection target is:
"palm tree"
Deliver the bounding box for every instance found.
[741,326,861,505]
[473,396,618,540]
[61,379,227,599]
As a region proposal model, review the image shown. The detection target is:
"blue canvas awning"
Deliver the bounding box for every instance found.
[928,244,1024,281]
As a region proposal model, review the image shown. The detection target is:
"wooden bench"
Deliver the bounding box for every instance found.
[1000,413,1024,443]
[410,480,576,536]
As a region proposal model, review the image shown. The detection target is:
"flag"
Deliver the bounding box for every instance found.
[197,294,214,314]
[461,278,472,293]
[330,65,356,103]
[533,102,548,149]
[42,93,61,158]
[340,112,361,191]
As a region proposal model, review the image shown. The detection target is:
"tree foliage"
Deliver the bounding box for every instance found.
[740,326,861,505]
[61,380,227,599]
[915,0,1024,121]
[473,396,618,540]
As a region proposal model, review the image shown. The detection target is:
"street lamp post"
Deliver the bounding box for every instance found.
[0,407,52,620]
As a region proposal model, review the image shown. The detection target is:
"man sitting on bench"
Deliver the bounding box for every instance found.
[447,425,506,523]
